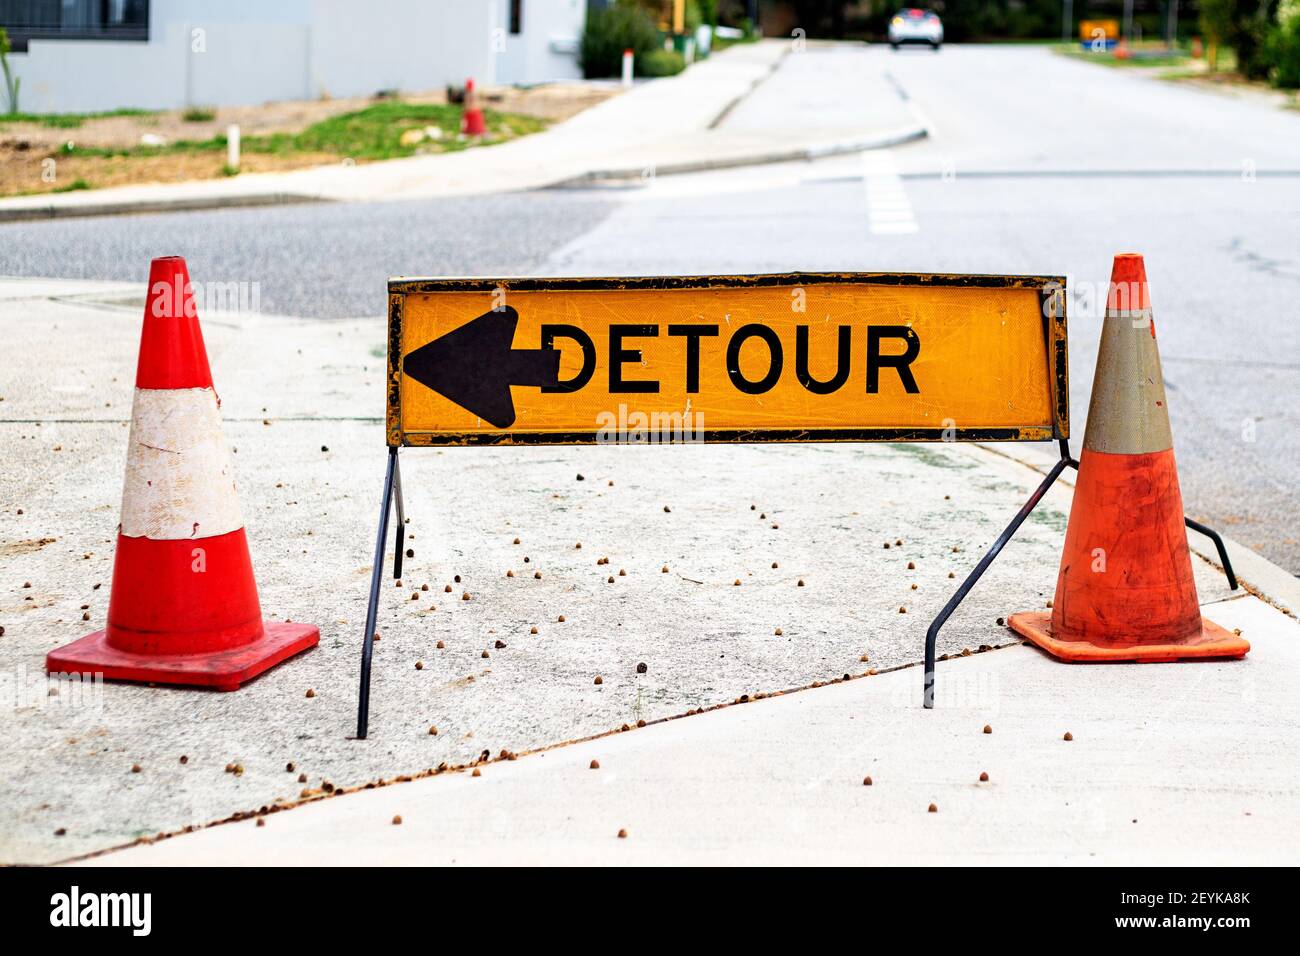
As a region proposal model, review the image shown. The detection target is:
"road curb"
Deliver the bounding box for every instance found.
[551,124,929,187]
[0,190,326,223]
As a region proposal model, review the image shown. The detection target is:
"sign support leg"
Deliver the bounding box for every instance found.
[923,442,1074,709]
[1184,516,1239,591]
[392,449,407,579]
[924,440,1242,708]
[356,446,398,740]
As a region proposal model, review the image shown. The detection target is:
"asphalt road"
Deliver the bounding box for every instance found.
[1,43,1296,570]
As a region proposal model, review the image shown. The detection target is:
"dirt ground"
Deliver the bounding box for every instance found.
[0,83,620,197]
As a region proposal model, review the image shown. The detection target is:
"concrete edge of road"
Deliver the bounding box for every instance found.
[978,442,1300,619]
[0,190,328,223]
[550,125,930,187]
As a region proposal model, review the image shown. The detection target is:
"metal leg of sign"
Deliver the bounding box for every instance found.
[923,450,1074,710]
[1184,516,1239,591]
[356,447,398,740]
[392,450,407,580]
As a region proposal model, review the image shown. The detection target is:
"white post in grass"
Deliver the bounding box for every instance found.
[621,48,634,88]
[226,124,241,172]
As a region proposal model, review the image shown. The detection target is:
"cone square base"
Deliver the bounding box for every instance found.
[46,621,320,691]
[1007,611,1249,663]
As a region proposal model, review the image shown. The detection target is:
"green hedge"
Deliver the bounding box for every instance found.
[579,1,662,79]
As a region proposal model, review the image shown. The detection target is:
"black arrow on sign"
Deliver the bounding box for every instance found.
[402,306,560,429]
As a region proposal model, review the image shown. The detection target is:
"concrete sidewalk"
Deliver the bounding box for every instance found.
[0,42,926,222]
[2,275,1296,865]
[88,594,1300,866]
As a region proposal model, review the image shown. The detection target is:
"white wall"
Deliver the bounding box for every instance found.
[491,0,585,85]
[6,0,506,113]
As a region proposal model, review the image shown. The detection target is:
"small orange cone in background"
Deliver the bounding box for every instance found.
[46,256,319,690]
[1009,253,1248,663]
[461,78,487,137]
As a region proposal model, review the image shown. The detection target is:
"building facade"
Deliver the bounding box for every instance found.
[1,0,588,114]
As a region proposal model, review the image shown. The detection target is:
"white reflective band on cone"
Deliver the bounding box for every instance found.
[119,387,244,540]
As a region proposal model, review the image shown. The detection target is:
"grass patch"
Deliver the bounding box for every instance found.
[51,178,91,192]
[182,107,217,122]
[0,107,156,129]
[255,101,545,161]
[47,101,547,163]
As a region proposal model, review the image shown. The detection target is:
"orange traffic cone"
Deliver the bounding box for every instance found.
[461,78,487,137]
[1009,254,1248,663]
[46,256,319,690]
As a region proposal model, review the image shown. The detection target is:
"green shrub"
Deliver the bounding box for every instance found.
[1265,0,1300,87]
[580,0,661,79]
[638,49,686,77]
[182,107,216,122]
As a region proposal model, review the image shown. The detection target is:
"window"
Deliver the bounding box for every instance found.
[509,0,522,35]
[0,0,149,52]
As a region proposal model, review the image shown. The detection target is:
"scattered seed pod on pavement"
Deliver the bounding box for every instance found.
[131,764,141,773]
[1063,731,1073,741]
[593,676,603,685]
[775,628,783,636]
[636,662,647,673]
[481,650,490,659]
[534,571,542,579]
[392,815,402,825]
[662,565,669,573]
[558,614,566,622]
[530,626,539,635]
[462,592,471,601]
[663,505,671,513]
[415,661,423,670]
[590,759,600,770]
[436,640,445,649]
[180,756,189,765]
[979,772,989,782]
[305,689,315,698]
[285,762,294,772]
[797,579,805,587]
[863,776,873,786]
[617,828,628,839]
[472,768,481,777]
[494,639,507,649]
[454,575,461,583]
[899,606,907,614]
[298,773,308,783]
[928,803,938,813]
[256,818,266,827]
[513,537,520,544]
[607,575,615,583]
[428,725,438,736]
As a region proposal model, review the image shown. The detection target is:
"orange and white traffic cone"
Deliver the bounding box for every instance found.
[461,78,487,137]
[1008,253,1248,663]
[46,256,319,690]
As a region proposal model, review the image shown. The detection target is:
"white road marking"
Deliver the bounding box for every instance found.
[862,151,918,235]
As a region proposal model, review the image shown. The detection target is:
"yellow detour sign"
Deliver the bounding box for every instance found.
[386,273,1068,446]
[1080,18,1119,41]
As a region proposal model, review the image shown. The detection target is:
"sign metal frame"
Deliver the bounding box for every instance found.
[357,271,1077,738]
